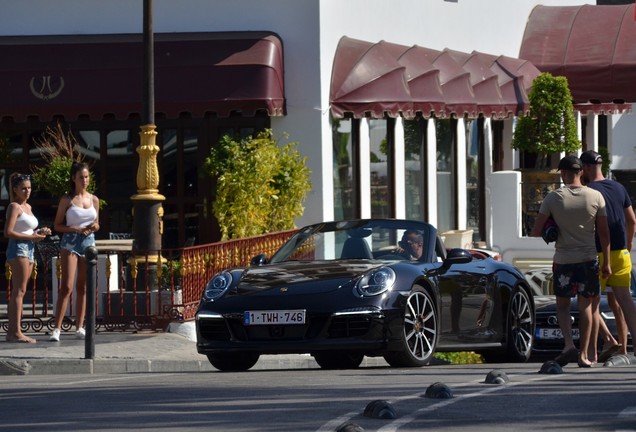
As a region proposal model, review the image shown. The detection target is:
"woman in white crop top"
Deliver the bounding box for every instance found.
[3,173,51,343]
[51,162,100,342]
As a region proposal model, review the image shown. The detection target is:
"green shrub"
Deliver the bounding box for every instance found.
[203,129,311,240]
[511,72,580,169]
[31,122,99,199]
[434,351,484,365]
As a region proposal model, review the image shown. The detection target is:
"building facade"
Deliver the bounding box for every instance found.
[1,0,634,266]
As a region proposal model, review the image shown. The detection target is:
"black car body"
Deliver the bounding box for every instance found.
[196,219,536,370]
[531,268,636,355]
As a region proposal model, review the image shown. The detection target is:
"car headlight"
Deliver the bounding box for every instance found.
[203,271,232,301]
[355,267,396,297]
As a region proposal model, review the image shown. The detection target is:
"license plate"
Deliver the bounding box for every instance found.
[536,327,580,340]
[244,310,306,326]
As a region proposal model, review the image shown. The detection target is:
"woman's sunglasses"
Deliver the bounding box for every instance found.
[11,174,31,186]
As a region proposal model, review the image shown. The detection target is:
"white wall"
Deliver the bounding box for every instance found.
[489,171,554,265]
[610,110,636,171]
[0,0,607,234]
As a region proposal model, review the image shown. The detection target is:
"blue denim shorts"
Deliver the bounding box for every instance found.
[6,239,35,262]
[60,232,95,256]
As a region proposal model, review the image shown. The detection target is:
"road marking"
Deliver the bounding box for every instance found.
[618,406,636,417]
[316,371,553,432]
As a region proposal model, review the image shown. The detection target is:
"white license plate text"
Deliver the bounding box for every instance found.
[536,327,580,340]
[244,310,306,326]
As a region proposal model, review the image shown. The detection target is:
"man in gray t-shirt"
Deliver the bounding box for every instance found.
[531,155,611,367]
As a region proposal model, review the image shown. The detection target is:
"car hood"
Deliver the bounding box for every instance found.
[233,260,386,295]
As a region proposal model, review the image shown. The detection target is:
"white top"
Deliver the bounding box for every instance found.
[14,211,38,235]
[65,195,97,228]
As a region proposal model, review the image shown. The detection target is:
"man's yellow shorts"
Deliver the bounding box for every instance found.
[598,249,632,291]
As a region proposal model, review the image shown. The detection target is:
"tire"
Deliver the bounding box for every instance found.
[313,352,364,369]
[482,288,534,363]
[206,353,260,371]
[384,287,438,367]
[505,288,534,362]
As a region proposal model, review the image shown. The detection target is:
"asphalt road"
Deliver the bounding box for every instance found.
[1,361,635,432]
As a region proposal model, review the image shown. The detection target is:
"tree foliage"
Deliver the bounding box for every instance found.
[511,72,580,169]
[203,129,311,240]
[31,122,98,199]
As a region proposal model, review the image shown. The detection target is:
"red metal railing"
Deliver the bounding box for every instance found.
[1,229,296,333]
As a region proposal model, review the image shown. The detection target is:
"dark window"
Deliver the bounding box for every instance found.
[0,114,269,253]
[403,117,427,221]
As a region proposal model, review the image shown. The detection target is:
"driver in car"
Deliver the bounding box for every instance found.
[397,230,424,261]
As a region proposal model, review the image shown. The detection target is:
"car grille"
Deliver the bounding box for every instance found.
[198,319,232,341]
[199,313,374,341]
[328,315,372,338]
[535,311,578,328]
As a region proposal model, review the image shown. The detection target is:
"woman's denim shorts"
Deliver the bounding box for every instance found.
[60,232,95,256]
[6,239,35,262]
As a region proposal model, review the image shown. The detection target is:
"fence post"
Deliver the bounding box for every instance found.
[84,246,98,360]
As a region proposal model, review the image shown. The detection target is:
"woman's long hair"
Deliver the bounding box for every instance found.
[68,162,89,196]
[9,172,30,202]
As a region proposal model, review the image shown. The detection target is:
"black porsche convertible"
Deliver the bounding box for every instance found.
[196,219,535,371]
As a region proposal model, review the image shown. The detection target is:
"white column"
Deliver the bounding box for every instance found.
[426,118,438,226]
[394,117,406,219]
[483,118,495,248]
[585,113,599,151]
[456,118,467,230]
[359,119,371,218]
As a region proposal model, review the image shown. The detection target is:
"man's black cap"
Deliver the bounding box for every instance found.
[580,150,602,165]
[557,155,582,171]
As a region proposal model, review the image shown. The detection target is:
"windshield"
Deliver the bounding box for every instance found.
[269,219,439,264]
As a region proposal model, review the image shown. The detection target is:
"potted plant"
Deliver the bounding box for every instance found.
[31,122,100,200]
[158,259,182,291]
[202,129,311,240]
[511,72,581,170]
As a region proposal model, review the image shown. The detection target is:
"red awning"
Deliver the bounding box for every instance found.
[329,38,412,119]
[519,4,636,114]
[382,42,446,119]
[0,32,285,121]
[330,36,539,119]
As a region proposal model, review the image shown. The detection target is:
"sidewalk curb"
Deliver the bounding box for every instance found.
[1,321,394,375]
[0,355,390,375]
[0,359,31,375]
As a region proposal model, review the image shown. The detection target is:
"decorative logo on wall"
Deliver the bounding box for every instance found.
[30,76,65,100]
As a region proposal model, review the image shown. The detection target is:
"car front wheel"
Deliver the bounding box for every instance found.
[206,352,260,371]
[384,287,438,367]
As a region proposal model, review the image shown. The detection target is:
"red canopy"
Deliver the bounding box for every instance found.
[0,32,286,121]
[520,4,635,114]
[330,37,539,119]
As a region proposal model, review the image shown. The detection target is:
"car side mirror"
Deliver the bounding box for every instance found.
[426,248,472,276]
[250,254,268,267]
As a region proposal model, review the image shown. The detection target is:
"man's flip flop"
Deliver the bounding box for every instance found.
[598,344,622,363]
[554,347,578,366]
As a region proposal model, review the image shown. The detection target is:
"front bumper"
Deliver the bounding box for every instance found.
[195,308,404,355]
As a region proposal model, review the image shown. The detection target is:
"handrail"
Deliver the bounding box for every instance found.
[1,229,298,333]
